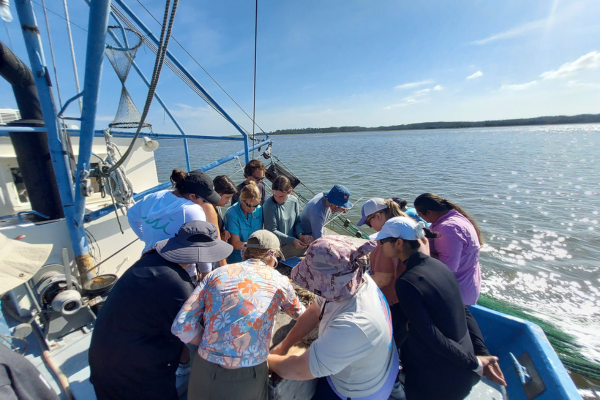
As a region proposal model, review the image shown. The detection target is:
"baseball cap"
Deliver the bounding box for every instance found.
[370,216,426,241]
[357,198,388,226]
[323,185,352,209]
[184,171,221,205]
[246,230,285,260]
[155,221,233,264]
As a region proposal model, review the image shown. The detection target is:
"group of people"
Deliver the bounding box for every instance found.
[87,158,506,400]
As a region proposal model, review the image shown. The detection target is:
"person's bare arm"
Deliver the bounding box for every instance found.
[371,271,394,289]
[271,301,320,355]
[230,234,245,250]
[268,348,315,380]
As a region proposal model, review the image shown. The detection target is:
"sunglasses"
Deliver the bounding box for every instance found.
[252,176,265,182]
[365,213,376,228]
[243,200,259,209]
[378,237,398,246]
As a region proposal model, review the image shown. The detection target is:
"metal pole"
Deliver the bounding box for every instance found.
[71,0,112,281]
[13,0,87,262]
[112,0,251,163]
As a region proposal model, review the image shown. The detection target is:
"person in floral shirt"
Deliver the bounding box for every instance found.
[172,230,305,400]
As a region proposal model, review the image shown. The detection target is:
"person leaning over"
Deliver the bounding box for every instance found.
[372,217,505,400]
[212,175,238,242]
[231,159,267,206]
[263,176,312,258]
[300,184,352,241]
[225,181,263,264]
[269,236,398,400]
[89,221,233,400]
[171,230,305,400]
[414,193,482,305]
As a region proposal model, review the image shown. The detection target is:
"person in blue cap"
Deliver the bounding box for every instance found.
[300,184,352,241]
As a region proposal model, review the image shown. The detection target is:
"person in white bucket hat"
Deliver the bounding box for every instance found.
[372,217,506,400]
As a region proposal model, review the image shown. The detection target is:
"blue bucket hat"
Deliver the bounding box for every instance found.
[323,185,352,209]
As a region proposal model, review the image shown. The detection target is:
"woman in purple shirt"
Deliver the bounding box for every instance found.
[414,193,482,305]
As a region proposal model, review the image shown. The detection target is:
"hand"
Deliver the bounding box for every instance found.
[270,342,290,356]
[300,234,313,245]
[293,239,307,249]
[222,230,231,242]
[477,356,507,386]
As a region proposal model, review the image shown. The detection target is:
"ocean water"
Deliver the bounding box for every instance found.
[155,124,600,368]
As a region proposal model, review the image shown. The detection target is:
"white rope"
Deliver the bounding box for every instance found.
[101,130,135,213]
[228,156,245,178]
[62,0,82,112]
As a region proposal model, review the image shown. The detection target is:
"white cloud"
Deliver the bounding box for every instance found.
[540,51,600,79]
[415,88,431,95]
[433,85,444,91]
[470,19,547,45]
[467,71,483,80]
[171,103,212,118]
[384,97,427,109]
[394,80,434,90]
[500,81,538,91]
[567,80,600,89]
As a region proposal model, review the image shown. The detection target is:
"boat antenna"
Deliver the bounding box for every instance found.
[61,0,82,112]
[100,0,178,178]
[40,0,62,107]
[252,0,258,159]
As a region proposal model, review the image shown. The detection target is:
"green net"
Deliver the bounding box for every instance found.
[478,293,600,382]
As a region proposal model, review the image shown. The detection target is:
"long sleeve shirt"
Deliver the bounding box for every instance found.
[429,209,481,305]
[262,196,303,246]
[171,260,305,368]
[300,193,330,240]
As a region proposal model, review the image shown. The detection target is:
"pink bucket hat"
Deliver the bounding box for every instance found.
[291,236,376,301]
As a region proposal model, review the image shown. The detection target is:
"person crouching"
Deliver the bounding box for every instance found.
[268,236,398,400]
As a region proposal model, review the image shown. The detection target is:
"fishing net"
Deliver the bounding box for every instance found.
[478,294,600,382]
[104,26,152,130]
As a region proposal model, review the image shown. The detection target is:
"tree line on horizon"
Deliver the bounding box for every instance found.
[267,113,600,135]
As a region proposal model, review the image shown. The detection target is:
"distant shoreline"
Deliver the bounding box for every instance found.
[267,113,600,135]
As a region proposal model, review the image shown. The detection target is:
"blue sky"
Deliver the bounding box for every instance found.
[1,0,599,136]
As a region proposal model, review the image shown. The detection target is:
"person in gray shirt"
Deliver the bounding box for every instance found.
[300,185,352,240]
[263,176,312,258]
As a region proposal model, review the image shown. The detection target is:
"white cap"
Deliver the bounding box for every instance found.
[370,217,426,241]
[357,198,388,226]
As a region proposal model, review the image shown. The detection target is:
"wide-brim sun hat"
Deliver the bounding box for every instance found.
[0,233,52,294]
[246,230,285,260]
[370,216,426,242]
[291,236,376,301]
[155,220,233,264]
[357,197,388,226]
[323,184,352,209]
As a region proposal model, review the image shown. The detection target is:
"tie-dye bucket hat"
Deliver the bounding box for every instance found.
[291,235,376,301]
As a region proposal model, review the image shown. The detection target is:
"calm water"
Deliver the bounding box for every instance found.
[155,124,600,366]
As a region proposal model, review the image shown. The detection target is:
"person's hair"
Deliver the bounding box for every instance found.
[378,198,408,220]
[392,197,408,211]
[414,193,482,245]
[240,181,261,202]
[170,169,194,195]
[242,246,271,262]
[400,228,440,251]
[272,176,292,193]
[243,159,266,178]
[213,175,237,195]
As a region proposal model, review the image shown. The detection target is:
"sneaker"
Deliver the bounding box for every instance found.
[176,362,191,377]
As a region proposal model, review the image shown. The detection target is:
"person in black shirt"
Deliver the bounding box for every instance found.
[372,217,506,400]
[231,159,267,206]
[89,221,233,400]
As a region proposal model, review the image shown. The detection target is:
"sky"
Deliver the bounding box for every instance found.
[1,0,599,136]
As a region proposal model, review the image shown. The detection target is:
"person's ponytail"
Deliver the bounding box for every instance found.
[170,169,187,192]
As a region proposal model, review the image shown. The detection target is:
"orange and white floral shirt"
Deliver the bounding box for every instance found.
[171,259,305,367]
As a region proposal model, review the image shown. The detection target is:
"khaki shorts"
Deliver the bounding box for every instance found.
[187,355,268,400]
